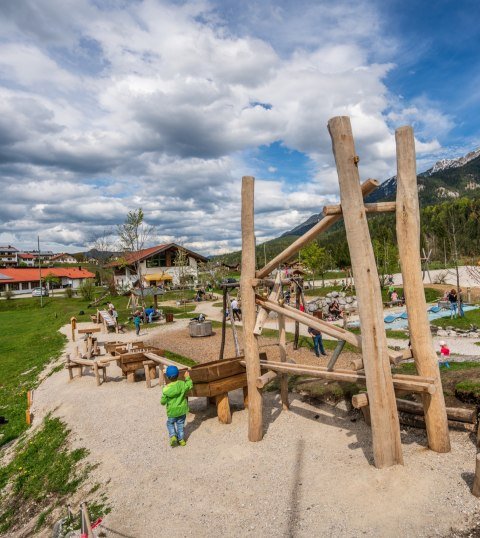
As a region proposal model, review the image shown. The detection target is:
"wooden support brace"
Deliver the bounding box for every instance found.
[256,178,379,279]
[327,340,346,370]
[254,271,282,335]
[256,370,278,389]
[144,361,151,388]
[323,201,396,216]
[216,393,232,424]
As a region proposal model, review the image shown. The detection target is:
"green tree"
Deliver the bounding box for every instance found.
[44,273,61,296]
[117,208,155,301]
[300,242,333,288]
[372,239,398,288]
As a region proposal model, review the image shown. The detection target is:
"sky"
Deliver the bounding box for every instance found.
[0,0,479,255]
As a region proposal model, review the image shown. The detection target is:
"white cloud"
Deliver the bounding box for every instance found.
[0,0,459,254]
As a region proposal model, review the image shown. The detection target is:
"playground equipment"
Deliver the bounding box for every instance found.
[240,117,451,468]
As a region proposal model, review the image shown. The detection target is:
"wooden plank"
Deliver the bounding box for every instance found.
[241,176,263,442]
[399,412,475,432]
[323,201,396,216]
[328,115,403,468]
[77,327,101,334]
[256,178,379,279]
[189,357,245,383]
[395,125,450,454]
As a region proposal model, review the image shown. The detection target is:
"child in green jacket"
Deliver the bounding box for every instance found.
[161,365,193,446]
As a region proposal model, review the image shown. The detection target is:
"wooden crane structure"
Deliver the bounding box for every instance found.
[240,116,450,469]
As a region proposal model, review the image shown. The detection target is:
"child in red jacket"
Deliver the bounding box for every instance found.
[439,340,450,368]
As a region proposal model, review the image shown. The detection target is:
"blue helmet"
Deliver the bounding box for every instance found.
[166,365,179,378]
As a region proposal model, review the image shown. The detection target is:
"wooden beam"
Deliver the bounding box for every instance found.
[249,360,435,394]
[328,116,403,468]
[278,313,289,410]
[395,125,450,454]
[354,393,475,423]
[216,393,232,424]
[323,201,396,216]
[256,370,278,389]
[327,339,346,370]
[473,454,480,497]
[241,176,263,442]
[256,178,379,279]
[254,271,282,335]
[255,297,402,364]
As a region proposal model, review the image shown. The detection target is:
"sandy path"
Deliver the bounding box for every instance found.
[28,322,480,537]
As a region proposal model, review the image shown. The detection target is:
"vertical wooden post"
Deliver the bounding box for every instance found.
[278,314,289,410]
[94,362,101,386]
[395,125,450,453]
[241,176,263,442]
[144,362,151,388]
[473,454,480,497]
[215,393,232,424]
[328,116,403,468]
[219,286,227,360]
[293,285,301,350]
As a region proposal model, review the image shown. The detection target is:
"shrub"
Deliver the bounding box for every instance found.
[64,287,74,298]
[78,279,95,301]
[4,290,13,300]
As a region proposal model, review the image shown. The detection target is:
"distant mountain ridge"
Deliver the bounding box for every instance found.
[282,146,480,236]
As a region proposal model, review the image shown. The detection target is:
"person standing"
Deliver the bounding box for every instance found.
[448,289,458,318]
[161,366,193,447]
[231,297,242,321]
[134,312,141,336]
[308,326,326,357]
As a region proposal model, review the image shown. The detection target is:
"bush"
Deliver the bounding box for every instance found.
[64,287,74,298]
[78,279,95,301]
[4,290,13,300]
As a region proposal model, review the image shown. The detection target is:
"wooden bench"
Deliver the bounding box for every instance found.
[66,354,108,386]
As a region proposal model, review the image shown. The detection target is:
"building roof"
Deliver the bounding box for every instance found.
[18,253,35,259]
[109,243,207,267]
[50,253,75,261]
[0,245,19,253]
[0,267,95,283]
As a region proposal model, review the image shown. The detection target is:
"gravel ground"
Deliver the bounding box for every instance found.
[23,320,480,537]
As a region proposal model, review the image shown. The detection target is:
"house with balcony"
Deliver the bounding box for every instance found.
[110,243,208,289]
[17,253,36,267]
[0,246,19,267]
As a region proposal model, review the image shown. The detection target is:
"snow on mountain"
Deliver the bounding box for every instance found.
[425,148,480,176]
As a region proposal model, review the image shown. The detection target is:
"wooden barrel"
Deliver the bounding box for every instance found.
[189,321,213,337]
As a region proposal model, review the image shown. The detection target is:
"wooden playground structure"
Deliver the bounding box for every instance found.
[240,117,451,469]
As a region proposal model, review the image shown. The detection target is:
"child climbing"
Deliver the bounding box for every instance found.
[439,340,451,368]
[161,365,193,447]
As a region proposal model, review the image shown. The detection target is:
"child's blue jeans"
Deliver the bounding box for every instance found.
[313,335,326,356]
[167,414,186,440]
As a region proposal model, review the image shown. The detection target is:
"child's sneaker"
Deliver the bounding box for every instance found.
[178,439,186,446]
[169,435,178,447]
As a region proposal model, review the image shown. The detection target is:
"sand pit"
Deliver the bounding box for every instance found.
[27,322,480,537]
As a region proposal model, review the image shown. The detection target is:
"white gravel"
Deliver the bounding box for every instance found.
[26,321,480,537]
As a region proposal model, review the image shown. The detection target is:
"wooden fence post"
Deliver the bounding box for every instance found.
[328,116,403,468]
[241,176,263,441]
[395,125,450,453]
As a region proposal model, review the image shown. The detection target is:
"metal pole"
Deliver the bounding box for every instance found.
[38,236,43,308]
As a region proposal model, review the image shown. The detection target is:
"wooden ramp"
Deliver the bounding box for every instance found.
[98,309,118,332]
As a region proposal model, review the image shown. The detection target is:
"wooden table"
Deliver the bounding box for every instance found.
[116,347,163,382]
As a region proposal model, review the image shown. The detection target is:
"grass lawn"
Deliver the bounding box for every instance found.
[431,308,480,330]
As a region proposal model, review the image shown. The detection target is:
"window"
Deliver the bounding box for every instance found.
[146,253,167,268]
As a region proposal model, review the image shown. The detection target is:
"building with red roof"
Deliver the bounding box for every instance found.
[0,267,95,295]
[109,243,207,289]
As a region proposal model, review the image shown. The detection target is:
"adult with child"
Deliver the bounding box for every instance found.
[161,365,193,447]
[144,305,155,323]
[328,299,342,319]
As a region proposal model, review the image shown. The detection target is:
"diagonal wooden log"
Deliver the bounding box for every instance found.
[395,125,450,453]
[254,271,282,335]
[323,201,396,216]
[256,178,379,279]
[328,116,403,468]
[255,296,402,364]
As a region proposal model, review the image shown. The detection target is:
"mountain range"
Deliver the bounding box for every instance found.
[282,147,480,237]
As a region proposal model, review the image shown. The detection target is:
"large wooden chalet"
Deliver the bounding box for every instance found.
[110,243,207,289]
